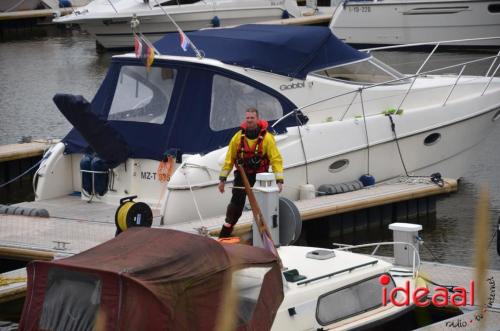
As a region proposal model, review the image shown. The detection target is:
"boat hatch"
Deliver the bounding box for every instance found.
[316,273,396,326]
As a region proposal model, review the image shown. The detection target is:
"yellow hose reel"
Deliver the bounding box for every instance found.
[115,196,153,236]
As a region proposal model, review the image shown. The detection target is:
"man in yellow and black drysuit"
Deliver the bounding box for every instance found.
[218,108,284,238]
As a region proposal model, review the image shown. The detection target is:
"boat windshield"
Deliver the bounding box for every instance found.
[108,65,176,124]
[315,57,409,84]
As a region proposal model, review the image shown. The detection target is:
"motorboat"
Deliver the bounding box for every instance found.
[0,0,40,12]
[32,24,500,225]
[329,0,500,47]
[52,0,321,49]
[18,226,421,330]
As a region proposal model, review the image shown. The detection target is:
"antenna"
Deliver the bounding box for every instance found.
[151,0,204,59]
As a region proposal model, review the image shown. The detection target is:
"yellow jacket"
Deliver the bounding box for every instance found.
[219,130,284,182]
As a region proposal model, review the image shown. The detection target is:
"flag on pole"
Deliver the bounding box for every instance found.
[134,34,155,70]
[178,29,190,52]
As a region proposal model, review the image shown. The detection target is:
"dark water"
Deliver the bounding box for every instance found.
[0,30,499,271]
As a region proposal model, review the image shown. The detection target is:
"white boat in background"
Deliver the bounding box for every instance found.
[330,0,500,47]
[0,0,40,12]
[53,0,318,49]
[32,24,500,225]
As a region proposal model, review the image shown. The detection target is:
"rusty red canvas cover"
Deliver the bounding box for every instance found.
[19,228,283,331]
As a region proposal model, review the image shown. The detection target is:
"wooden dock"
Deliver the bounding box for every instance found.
[0,141,53,163]
[0,8,73,21]
[0,177,457,259]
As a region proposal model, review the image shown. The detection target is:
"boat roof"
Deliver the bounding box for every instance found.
[154,24,369,80]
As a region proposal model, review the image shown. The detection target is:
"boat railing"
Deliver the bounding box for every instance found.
[271,47,500,128]
[332,241,421,279]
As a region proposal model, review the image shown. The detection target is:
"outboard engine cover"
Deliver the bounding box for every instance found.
[80,154,93,195]
[91,157,109,196]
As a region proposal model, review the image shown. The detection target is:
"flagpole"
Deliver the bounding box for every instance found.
[131,15,160,55]
[150,0,204,59]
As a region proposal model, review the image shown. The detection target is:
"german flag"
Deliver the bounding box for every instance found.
[134,34,155,71]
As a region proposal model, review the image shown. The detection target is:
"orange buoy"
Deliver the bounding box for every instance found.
[218,237,240,244]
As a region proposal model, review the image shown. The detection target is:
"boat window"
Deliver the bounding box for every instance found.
[232,266,271,326]
[316,274,395,326]
[39,267,102,331]
[488,4,500,12]
[316,58,408,84]
[108,66,176,124]
[210,75,284,131]
[155,0,201,6]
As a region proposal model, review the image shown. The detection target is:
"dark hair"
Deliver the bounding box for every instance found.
[246,107,259,117]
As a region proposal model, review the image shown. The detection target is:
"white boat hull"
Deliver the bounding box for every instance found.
[54,0,302,49]
[330,0,500,47]
[162,90,500,224]
[83,8,289,49]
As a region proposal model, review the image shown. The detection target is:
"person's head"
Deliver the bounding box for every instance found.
[245,108,259,130]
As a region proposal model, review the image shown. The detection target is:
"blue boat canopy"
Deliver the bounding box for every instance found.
[154,24,369,79]
[60,25,367,162]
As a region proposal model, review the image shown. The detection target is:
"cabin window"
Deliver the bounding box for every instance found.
[232,266,272,326]
[316,274,395,326]
[108,66,176,124]
[316,58,408,84]
[488,4,500,12]
[210,75,284,131]
[154,0,201,6]
[39,268,102,331]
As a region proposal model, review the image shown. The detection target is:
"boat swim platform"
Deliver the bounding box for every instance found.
[0,177,457,260]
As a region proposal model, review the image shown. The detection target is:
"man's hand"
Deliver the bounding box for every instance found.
[218,181,225,193]
[277,182,283,193]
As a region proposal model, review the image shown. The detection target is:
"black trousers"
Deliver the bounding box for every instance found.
[220,171,256,237]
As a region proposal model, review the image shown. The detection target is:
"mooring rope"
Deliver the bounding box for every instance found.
[0,159,43,189]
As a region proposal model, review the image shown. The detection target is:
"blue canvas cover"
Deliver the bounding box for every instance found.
[61,59,298,160]
[61,25,367,161]
[154,24,369,79]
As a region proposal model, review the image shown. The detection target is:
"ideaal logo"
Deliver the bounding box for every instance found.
[379,274,474,307]
[379,275,496,328]
[444,276,496,328]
